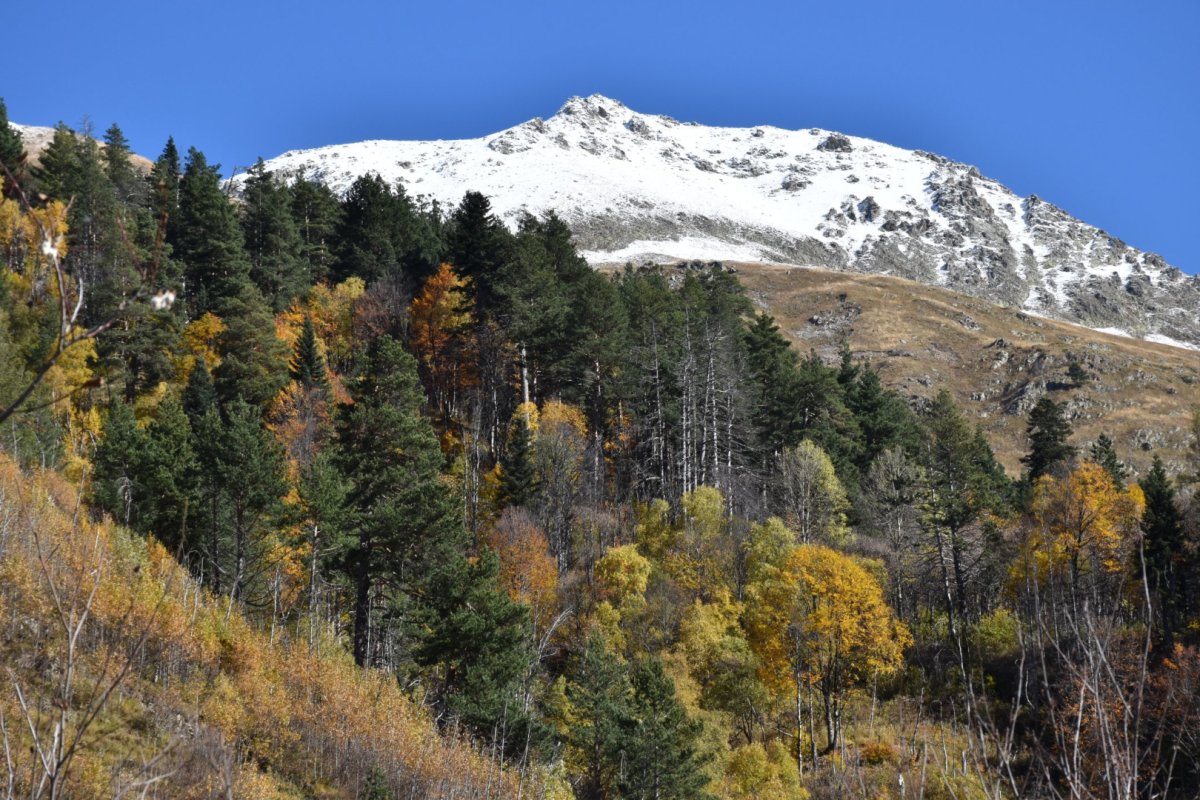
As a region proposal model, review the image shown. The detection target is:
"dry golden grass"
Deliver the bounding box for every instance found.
[729,262,1197,474]
[0,456,525,799]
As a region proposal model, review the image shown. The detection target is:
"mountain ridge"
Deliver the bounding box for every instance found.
[236,95,1192,349]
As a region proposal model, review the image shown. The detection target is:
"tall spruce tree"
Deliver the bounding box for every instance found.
[334,336,463,667]
[1022,397,1076,482]
[499,411,538,508]
[414,547,532,747]
[149,136,181,243]
[620,658,712,800]
[174,147,251,315]
[1140,456,1187,641]
[567,634,631,800]
[333,173,400,283]
[1090,433,1127,488]
[241,158,306,311]
[920,390,1009,627]
[448,191,511,311]
[91,398,148,527]
[183,357,218,426]
[138,394,200,552]
[0,98,29,199]
[32,123,78,201]
[211,282,290,409]
[290,173,342,284]
[102,123,142,205]
[192,399,286,601]
[290,315,329,394]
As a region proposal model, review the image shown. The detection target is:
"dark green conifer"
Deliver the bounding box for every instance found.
[0,98,29,199]
[333,173,400,283]
[448,191,511,310]
[149,136,181,237]
[567,634,631,800]
[211,283,290,409]
[1022,397,1076,481]
[91,398,147,527]
[1090,433,1127,487]
[139,394,200,551]
[414,547,532,745]
[32,122,78,201]
[334,336,462,667]
[183,357,218,425]
[1140,456,1186,641]
[102,123,142,205]
[290,173,342,284]
[621,658,713,800]
[174,147,251,315]
[241,158,306,311]
[290,315,329,394]
[498,412,538,508]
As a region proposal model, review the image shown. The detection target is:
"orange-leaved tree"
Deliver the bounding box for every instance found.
[408,262,477,426]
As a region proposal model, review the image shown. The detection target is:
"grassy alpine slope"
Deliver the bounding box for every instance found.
[0,456,527,799]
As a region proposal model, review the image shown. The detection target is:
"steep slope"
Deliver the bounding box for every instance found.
[722,261,1200,475]
[242,94,1200,348]
[0,456,525,799]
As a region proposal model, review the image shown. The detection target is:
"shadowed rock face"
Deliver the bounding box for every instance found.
[237,94,1200,349]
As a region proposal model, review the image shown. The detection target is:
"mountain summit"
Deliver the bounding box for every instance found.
[242,94,1200,348]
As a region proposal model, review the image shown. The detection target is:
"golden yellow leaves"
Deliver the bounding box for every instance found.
[1016,461,1145,587]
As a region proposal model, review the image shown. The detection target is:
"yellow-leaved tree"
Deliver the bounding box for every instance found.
[1019,461,1145,598]
[745,543,910,767]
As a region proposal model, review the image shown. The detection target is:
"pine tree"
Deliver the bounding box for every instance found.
[290,315,329,394]
[0,97,29,199]
[91,398,147,527]
[290,173,342,284]
[567,634,631,800]
[139,394,200,552]
[1140,456,1186,641]
[192,399,286,601]
[216,399,287,601]
[334,336,463,667]
[448,191,511,311]
[1023,397,1076,481]
[920,390,1009,627]
[102,123,142,205]
[499,411,538,508]
[211,282,290,409]
[174,147,252,315]
[414,547,532,746]
[333,173,400,283]
[183,357,218,426]
[149,136,181,241]
[64,132,128,329]
[743,312,799,459]
[32,123,79,201]
[1090,433,1127,487]
[620,658,712,800]
[241,158,306,311]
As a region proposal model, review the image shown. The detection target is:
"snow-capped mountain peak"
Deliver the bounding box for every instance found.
[239,96,1200,349]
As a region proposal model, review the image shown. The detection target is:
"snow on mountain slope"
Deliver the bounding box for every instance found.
[241,95,1200,348]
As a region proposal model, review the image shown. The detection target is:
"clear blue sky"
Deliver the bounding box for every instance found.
[7,0,1198,273]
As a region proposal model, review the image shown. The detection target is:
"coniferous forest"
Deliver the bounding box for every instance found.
[2,101,1200,799]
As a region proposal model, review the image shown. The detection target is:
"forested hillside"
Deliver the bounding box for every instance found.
[2,100,1200,799]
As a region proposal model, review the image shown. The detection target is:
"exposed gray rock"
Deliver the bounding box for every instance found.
[817,134,853,152]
